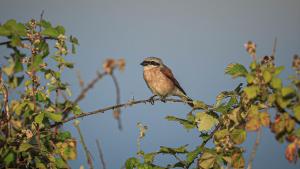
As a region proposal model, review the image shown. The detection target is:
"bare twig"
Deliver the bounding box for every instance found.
[111,72,122,130]
[172,154,187,169]
[271,37,277,57]
[51,97,191,128]
[74,121,94,169]
[76,70,84,89]
[96,139,106,169]
[247,128,262,169]
[39,10,45,32]
[73,71,107,104]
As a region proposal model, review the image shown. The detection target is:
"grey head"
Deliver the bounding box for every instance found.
[140,57,163,67]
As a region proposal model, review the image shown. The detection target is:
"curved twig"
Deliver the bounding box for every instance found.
[111,72,122,130]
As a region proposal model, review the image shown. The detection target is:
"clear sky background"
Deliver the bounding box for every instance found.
[1,0,300,168]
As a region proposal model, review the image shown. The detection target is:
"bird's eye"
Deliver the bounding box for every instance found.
[151,61,159,66]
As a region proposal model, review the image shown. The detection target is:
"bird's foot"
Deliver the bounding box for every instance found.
[148,95,157,105]
[160,98,166,103]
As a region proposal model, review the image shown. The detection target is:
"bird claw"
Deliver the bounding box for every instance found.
[160,98,166,103]
[149,95,156,105]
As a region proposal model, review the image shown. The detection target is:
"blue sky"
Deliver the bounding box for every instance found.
[1,0,300,168]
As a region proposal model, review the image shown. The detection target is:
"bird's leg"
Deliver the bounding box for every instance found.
[148,95,157,105]
[160,96,167,103]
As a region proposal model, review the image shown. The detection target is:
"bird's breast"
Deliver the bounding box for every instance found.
[143,68,175,97]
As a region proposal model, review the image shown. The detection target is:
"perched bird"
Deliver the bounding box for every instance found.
[140,57,193,107]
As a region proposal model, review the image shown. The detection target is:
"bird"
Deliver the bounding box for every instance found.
[140,57,194,107]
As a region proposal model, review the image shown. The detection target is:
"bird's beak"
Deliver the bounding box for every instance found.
[140,61,146,66]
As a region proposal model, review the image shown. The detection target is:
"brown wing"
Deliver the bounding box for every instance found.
[160,65,186,95]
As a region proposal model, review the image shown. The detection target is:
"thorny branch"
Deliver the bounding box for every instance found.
[111,72,122,130]
[52,97,192,128]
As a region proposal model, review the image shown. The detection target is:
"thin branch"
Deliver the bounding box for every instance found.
[76,70,84,90]
[0,37,57,46]
[111,72,122,130]
[52,97,189,128]
[172,154,187,169]
[96,139,106,169]
[247,128,262,169]
[73,71,107,104]
[74,122,94,169]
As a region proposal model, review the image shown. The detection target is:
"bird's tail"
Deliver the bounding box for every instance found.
[181,95,194,107]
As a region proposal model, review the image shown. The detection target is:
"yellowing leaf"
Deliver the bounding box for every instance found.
[195,112,218,132]
[260,112,270,127]
[34,112,45,124]
[271,77,282,89]
[243,86,259,99]
[263,70,272,83]
[198,152,216,169]
[18,143,32,152]
[285,143,297,163]
[232,153,245,169]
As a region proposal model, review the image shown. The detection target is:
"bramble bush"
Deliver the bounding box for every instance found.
[0,18,299,169]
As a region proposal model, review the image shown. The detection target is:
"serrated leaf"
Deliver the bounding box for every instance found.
[46,112,62,122]
[198,152,216,169]
[225,63,248,78]
[195,112,218,131]
[165,116,195,130]
[143,152,158,163]
[34,112,45,124]
[271,77,282,89]
[159,144,188,154]
[230,129,246,144]
[243,86,259,99]
[0,25,11,36]
[19,143,32,152]
[125,157,140,169]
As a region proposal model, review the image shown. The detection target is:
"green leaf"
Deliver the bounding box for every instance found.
[263,70,272,83]
[4,152,14,165]
[0,25,11,36]
[276,96,290,109]
[41,27,59,37]
[55,25,65,34]
[243,86,259,99]
[34,112,45,124]
[55,158,68,168]
[186,146,203,164]
[159,144,188,154]
[246,74,254,84]
[193,100,208,109]
[225,63,248,78]
[230,129,246,144]
[270,77,282,89]
[39,20,52,28]
[70,36,79,45]
[195,112,218,132]
[19,143,32,152]
[143,152,157,163]
[250,61,257,70]
[57,131,72,141]
[274,66,285,76]
[45,112,62,122]
[293,104,300,121]
[72,105,82,115]
[3,58,15,76]
[281,87,295,98]
[165,116,195,130]
[32,54,43,70]
[125,157,140,169]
